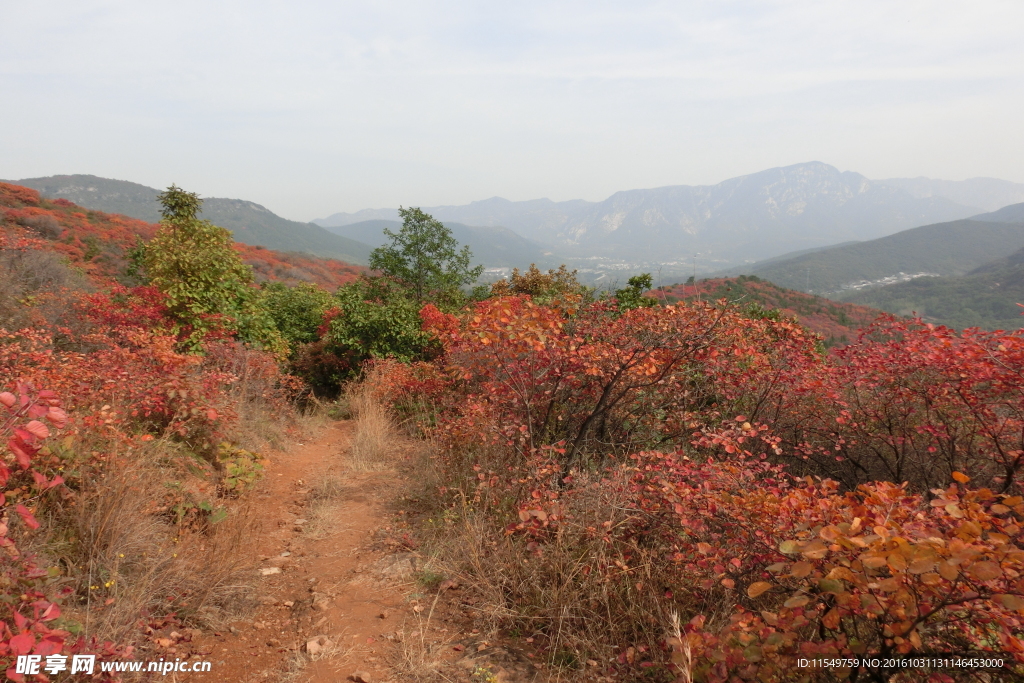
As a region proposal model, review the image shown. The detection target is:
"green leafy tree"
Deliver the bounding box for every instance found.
[144,185,285,354]
[262,282,334,349]
[614,273,657,311]
[326,278,433,366]
[369,207,483,306]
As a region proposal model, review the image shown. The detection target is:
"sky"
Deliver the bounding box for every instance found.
[2,0,1023,221]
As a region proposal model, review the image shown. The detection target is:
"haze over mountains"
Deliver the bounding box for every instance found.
[317,162,1023,268]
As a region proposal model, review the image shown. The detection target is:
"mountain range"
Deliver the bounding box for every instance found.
[11,164,1024,278]
[317,162,1024,267]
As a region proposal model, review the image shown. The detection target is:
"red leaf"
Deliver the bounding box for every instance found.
[24,421,49,440]
[16,505,40,530]
[8,439,34,469]
[45,407,67,428]
[34,634,64,655]
[9,632,35,655]
[0,391,15,408]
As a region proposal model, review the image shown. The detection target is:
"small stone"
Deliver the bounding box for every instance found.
[305,635,334,656]
[267,639,281,647]
[281,551,291,557]
[260,567,282,576]
[312,599,330,612]
[283,601,295,608]
[229,627,240,635]
[258,596,278,605]
[294,519,307,525]
[377,611,389,620]
[349,672,372,683]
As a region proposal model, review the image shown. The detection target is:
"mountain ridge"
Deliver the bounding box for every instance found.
[8,174,376,265]
[316,161,989,266]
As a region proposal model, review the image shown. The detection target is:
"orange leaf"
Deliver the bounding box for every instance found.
[791,562,813,578]
[952,471,971,484]
[968,561,1001,581]
[747,581,771,598]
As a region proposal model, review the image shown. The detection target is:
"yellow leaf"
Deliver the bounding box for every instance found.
[747,581,772,598]
[996,594,1024,610]
[887,553,908,572]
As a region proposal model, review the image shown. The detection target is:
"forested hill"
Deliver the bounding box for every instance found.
[655,275,886,345]
[0,182,364,290]
[845,246,1024,331]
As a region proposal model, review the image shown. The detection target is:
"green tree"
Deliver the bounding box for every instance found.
[261,282,334,349]
[369,207,483,306]
[144,185,285,354]
[614,273,657,311]
[326,278,432,366]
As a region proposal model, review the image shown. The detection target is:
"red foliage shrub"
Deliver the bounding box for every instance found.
[373,295,1024,680]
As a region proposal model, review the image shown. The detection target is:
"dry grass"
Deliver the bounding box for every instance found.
[30,439,259,648]
[304,473,352,539]
[345,386,397,471]
[411,465,698,676]
[391,595,454,682]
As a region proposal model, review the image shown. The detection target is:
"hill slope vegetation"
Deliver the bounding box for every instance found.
[845,246,1024,331]
[10,174,375,264]
[727,218,1024,295]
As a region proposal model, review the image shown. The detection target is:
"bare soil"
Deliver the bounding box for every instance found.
[156,420,547,683]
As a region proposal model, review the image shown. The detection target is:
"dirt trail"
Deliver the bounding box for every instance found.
[162,419,544,683]
[174,420,416,682]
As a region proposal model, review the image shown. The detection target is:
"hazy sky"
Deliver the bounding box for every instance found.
[3,1,1023,221]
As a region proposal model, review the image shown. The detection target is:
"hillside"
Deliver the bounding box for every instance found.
[974,202,1024,224]
[722,218,1024,295]
[9,174,375,264]
[317,161,982,266]
[845,247,1024,331]
[655,275,885,345]
[0,182,364,290]
[323,218,558,269]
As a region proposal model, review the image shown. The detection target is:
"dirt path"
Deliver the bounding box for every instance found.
[168,420,418,682]
[153,419,545,683]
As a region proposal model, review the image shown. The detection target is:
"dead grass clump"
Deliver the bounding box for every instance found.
[419,467,698,674]
[391,598,453,682]
[345,386,396,471]
[36,441,259,646]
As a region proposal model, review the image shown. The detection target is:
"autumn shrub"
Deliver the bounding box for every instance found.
[759,318,1024,494]
[1,382,124,682]
[370,295,1024,680]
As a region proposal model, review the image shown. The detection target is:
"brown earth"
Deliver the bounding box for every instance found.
[149,420,548,683]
